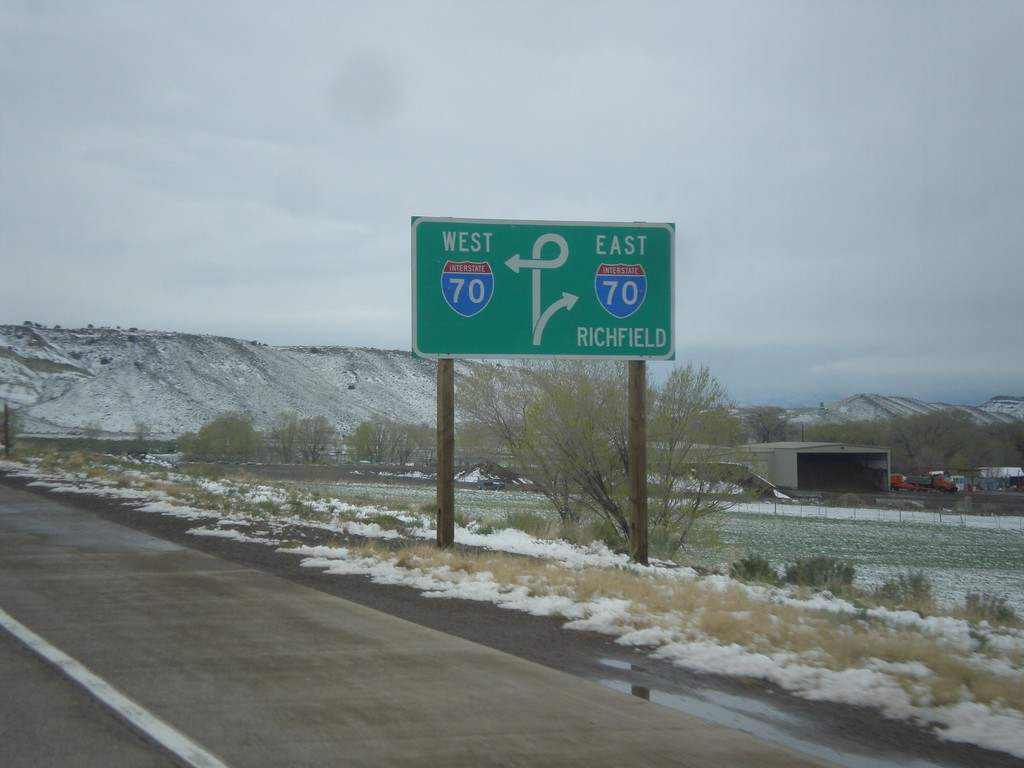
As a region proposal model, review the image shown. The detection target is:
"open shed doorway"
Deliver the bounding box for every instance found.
[797,451,885,493]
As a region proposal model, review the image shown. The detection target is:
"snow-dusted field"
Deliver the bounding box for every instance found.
[2,456,1023,760]
[712,502,1024,616]
[265,476,1024,615]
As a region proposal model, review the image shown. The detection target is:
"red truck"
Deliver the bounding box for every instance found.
[890,471,958,493]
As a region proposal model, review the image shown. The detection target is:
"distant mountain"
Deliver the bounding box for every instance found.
[2,324,1019,440]
[980,395,1024,420]
[789,393,1023,426]
[1,324,470,439]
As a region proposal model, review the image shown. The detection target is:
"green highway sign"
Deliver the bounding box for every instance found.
[412,217,674,360]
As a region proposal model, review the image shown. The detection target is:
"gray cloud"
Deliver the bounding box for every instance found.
[2,1,1021,406]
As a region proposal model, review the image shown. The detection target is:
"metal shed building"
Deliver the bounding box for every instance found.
[743,442,891,493]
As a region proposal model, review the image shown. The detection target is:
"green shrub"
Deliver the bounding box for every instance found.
[557,521,583,545]
[784,556,856,591]
[475,520,497,536]
[285,494,314,518]
[730,554,780,585]
[252,499,280,518]
[560,518,620,549]
[872,571,935,615]
[590,518,623,549]
[962,592,1018,626]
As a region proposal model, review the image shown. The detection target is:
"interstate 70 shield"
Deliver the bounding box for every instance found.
[441,261,494,317]
[595,263,646,319]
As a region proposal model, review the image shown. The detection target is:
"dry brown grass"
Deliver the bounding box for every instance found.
[335,539,1024,713]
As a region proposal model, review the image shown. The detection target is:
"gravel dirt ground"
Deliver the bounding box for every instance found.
[1,471,1018,768]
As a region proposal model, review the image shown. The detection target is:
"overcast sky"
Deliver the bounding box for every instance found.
[2,1,1021,407]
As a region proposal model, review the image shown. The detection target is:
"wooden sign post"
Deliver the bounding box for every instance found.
[628,361,649,565]
[436,359,455,548]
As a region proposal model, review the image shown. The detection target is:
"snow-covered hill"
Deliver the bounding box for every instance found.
[2,324,1019,439]
[1,324,469,439]
[980,395,1024,420]
[791,393,1023,426]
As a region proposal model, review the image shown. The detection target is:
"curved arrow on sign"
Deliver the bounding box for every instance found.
[533,291,579,345]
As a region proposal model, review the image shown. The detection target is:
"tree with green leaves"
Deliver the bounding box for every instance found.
[346,415,430,464]
[2,402,17,458]
[648,364,747,558]
[458,361,601,525]
[179,412,260,462]
[743,406,792,443]
[459,360,746,557]
[297,415,336,463]
[347,417,386,463]
[518,360,628,529]
[267,411,300,463]
[886,410,975,471]
[804,419,888,448]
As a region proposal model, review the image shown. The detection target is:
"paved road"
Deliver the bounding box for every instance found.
[1,626,179,767]
[0,483,836,767]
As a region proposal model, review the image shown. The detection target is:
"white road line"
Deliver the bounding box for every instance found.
[0,607,231,768]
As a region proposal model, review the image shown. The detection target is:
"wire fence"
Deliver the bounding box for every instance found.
[735,500,1024,532]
